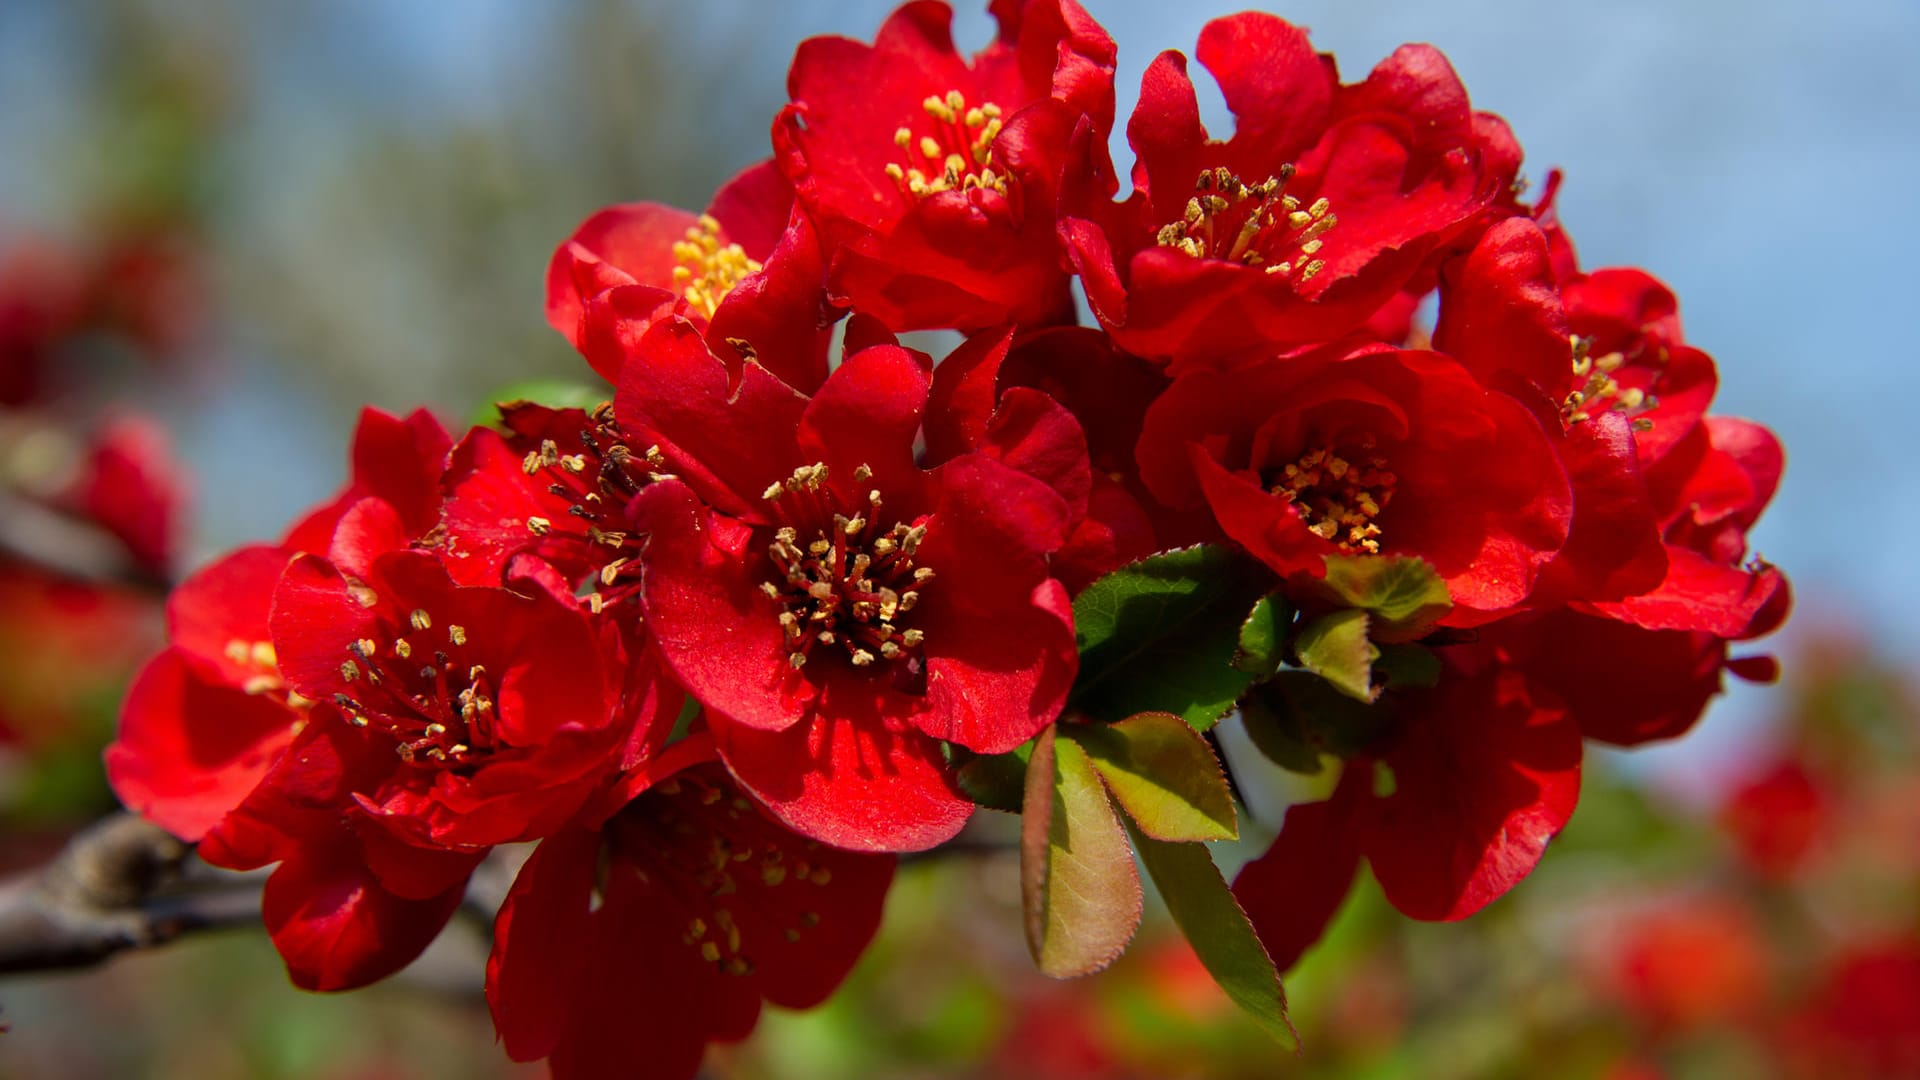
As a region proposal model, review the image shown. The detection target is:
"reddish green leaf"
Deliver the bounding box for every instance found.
[1321,554,1452,643]
[1128,823,1298,1049]
[1070,713,1237,843]
[1020,726,1143,978]
[1295,609,1380,703]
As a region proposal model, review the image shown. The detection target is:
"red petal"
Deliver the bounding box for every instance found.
[349,407,450,537]
[263,832,465,992]
[923,326,1015,466]
[544,202,701,350]
[633,480,803,733]
[796,345,930,507]
[487,826,601,1063]
[616,317,809,520]
[106,650,299,842]
[1233,770,1367,971]
[715,689,972,853]
[165,544,291,681]
[1194,13,1332,158]
[1362,670,1582,921]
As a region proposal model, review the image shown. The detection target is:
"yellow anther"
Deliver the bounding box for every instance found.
[670,214,762,319]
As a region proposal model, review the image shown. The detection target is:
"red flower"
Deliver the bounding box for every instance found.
[548,161,832,395]
[1589,414,1789,640]
[1483,609,1774,747]
[1590,894,1770,1033]
[1235,668,1581,964]
[1060,13,1522,368]
[923,325,1167,591]
[106,544,304,842]
[620,318,1083,850]
[1137,344,1571,618]
[108,406,454,842]
[268,546,619,848]
[1436,217,1716,469]
[487,746,893,1080]
[773,0,1117,331]
[1719,757,1829,880]
[1782,941,1920,1079]
[60,416,187,580]
[439,401,662,596]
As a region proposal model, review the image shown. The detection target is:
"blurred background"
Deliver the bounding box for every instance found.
[0,1,1914,1077]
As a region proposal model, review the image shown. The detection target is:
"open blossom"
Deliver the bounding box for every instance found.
[547,161,832,393]
[267,546,619,849]
[107,407,452,843]
[488,743,893,1079]
[1137,344,1572,618]
[774,0,1117,331]
[1060,12,1521,369]
[621,317,1083,850]
[1234,665,1581,967]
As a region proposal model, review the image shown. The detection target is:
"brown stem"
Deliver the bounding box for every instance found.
[0,814,258,976]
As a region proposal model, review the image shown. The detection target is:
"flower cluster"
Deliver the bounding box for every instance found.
[106,4,1788,1076]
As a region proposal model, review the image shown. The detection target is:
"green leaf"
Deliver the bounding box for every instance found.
[1128,823,1298,1049]
[1240,672,1397,769]
[1321,554,1452,643]
[955,749,1028,813]
[1236,691,1323,775]
[1071,545,1265,731]
[1232,592,1293,677]
[1294,609,1380,703]
[470,379,606,427]
[1374,642,1442,690]
[1069,713,1237,842]
[1020,726,1143,977]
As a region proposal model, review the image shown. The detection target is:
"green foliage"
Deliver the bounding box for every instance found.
[954,748,1028,814]
[1320,555,1452,643]
[1071,545,1266,731]
[469,380,606,427]
[1294,609,1381,703]
[1239,672,1398,774]
[1071,714,1237,843]
[1128,823,1298,1050]
[1232,592,1294,678]
[1019,727,1143,977]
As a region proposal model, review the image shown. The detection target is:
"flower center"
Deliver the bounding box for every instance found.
[1267,442,1396,555]
[1561,335,1659,430]
[612,767,842,978]
[671,214,762,320]
[1155,166,1337,285]
[519,403,671,612]
[333,609,499,768]
[758,462,933,671]
[883,90,1007,198]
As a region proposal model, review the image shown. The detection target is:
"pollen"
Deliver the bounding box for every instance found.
[1155,166,1336,287]
[1561,334,1660,430]
[1269,441,1397,555]
[670,214,763,320]
[889,89,1007,198]
[761,461,933,672]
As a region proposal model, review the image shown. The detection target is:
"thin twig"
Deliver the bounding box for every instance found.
[0,490,172,594]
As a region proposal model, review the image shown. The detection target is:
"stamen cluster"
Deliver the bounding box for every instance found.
[758,463,932,671]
